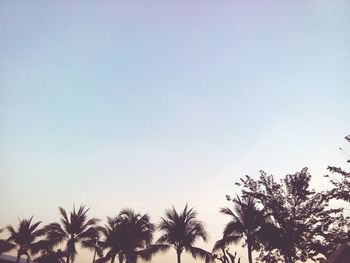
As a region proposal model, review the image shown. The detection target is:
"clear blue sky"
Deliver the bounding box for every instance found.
[1,0,349,262]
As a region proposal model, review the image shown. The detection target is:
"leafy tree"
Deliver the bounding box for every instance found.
[238,168,347,262]
[153,204,212,263]
[214,196,265,263]
[44,205,99,263]
[6,217,45,263]
[327,135,350,202]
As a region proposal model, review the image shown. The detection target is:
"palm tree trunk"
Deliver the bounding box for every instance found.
[177,251,181,263]
[16,252,21,263]
[247,242,253,263]
[66,253,70,263]
[92,248,97,263]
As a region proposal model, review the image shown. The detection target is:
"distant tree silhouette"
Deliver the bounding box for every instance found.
[44,205,99,263]
[238,168,347,262]
[6,217,45,263]
[0,228,15,255]
[214,196,265,263]
[327,135,350,202]
[152,204,212,263]
[97,208,154,263]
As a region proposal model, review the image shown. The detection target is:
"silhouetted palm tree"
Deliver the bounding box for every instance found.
[6,217,45,263]
[154,204,212,263]
[117,208,155,263]
[0,228,15,255]
[44,205,99,263]
[97,209,155,263]
[214,196,265,263]
[96,217,122,263]
[83,236,103,263]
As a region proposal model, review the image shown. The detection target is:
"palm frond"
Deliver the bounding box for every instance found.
[212,235,242,252]
[141,244,171,260]
[186,246,213,263]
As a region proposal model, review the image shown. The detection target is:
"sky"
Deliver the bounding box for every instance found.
[0,0,350,262]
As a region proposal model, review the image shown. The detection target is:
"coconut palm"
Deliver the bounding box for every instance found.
[153,204,212,263]
[97,209,155,263]
[117,208,155,263]
[44,205,99,263]
[84,236,103,263]
[96,217,122,263]
[0,228,15,255]
[6,217,45,263]
[214,196,265,263]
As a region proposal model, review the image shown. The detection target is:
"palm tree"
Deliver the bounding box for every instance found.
[214,196,265,263]
[84,236,103,263]
[6,217,45,263]
[117,208,155,263]
[153,204,212,263]
[97,209,155,263]
[44,205,99,263]
[0,228,15,255]
[96,217,123,263]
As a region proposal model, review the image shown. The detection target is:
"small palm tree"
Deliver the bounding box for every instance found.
[6,217,45,263]
[44,205,99,263]
[214,196,265,263]
[0,228,15,255]
[153,204,212,263]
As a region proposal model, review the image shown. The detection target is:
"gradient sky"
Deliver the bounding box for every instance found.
[1,0,350,262]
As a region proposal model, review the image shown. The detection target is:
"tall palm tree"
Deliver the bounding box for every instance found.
[0,228,15,255]
[44,205,99,263]
[97,209,155,263]
[153,204,212,263]
[214,196,265,263]
[6,217,45,263]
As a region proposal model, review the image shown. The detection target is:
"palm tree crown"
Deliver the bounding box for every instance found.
[6,217,45,263]
[98,208,155,263]
[44,205,99,263]
[155,204,212,263]
[214,196,265,263]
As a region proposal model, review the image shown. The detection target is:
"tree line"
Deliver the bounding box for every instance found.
[1,136,349,263]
